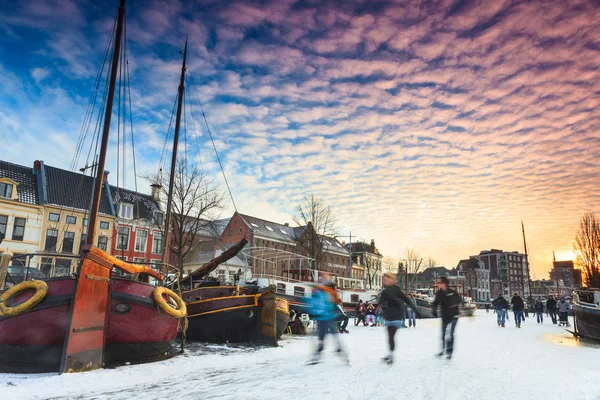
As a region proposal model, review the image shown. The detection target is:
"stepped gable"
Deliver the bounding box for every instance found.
[0,160,38,205]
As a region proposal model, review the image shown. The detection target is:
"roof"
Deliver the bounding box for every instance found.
[350,241,382,256]
[0,160,39,205]
[420,267,450,280]
[239,213,297,243]
[45,165,113,214]
[183,237,245,268]
[553,260,574,269]
[110,185,160,221]
[320,234,350,255]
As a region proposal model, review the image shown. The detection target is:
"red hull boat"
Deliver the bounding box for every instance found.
[0,248,183,373]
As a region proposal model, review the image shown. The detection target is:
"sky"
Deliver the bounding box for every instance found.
[1,0,600,278]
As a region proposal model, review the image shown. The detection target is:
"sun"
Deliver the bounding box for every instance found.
[554,250,577,262]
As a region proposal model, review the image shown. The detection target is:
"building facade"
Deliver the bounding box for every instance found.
[349,240,383,290]
[0,161,44,268]
[454,258,490,301]
[550,260,582,290]
[475,249,529,298]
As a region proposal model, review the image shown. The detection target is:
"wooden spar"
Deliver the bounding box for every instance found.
[60,0,126,373]
[522,221,533,302]
[180,238,248,285]
[161,39,187,267]
[86,0,126,246]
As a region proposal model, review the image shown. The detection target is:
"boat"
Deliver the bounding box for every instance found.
[0,0,186,373]
[275,298,290,339]
[460,296,477,317]
[572,288,600,341]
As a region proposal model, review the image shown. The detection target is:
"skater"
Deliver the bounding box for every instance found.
[546,295,558,324]
[492,294,508,327]
[335,298,349,333]
[511,292,525,328]
[375,304,384,326]
[432,276,461,360]
[406,293,417,327]
[366,303,376,326]
[308,280,348,364]
[378,273,420,364]
[485,303,490,313]
[557,297,571,327]
[534,299,544,323]
[355,300,366,325]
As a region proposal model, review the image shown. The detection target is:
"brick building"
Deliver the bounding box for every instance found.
[550,260,582,289]
[475,249,529,298]
[349,240,383,290]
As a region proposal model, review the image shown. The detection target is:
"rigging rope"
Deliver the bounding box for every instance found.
[189,76,238,212]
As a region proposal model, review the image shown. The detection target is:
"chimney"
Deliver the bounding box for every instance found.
[284,223,289,226]
[103,170,110,182]
[33,160,41,171]
[151,183,162,202]
[370,239,375,251]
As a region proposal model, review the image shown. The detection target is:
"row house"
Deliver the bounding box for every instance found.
[220,212,351,284]
[0,161,44,267]
[454,258,490,301]
[111,185,164,267]
[349,240,383,290]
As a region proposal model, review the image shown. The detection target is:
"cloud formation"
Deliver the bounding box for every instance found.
[1,0,600,276]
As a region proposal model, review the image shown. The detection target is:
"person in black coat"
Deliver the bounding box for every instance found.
[378,273,420,364]
[546,295,558,324]
[431,276,462,359]
[534,299,544,323]
[511,292,525,328]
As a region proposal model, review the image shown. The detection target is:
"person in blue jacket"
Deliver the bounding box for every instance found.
[308,281,349,365]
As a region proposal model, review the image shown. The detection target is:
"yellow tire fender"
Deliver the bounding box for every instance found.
[153,287,187,318]
[0,280,48,317]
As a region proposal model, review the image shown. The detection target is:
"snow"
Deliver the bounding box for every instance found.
[2,311,600,400]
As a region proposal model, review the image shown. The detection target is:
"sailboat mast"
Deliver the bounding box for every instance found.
[161,39,188,264]
[522,220,533,301]
[87,0,126,245]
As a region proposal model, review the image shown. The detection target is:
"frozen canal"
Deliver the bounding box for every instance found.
[2,311,599,400]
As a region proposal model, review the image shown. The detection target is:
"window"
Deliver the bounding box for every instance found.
[116,227,130,250]
[99,221,110,230]
[250,222,259,228]
[63,232,75,253]
[229,228,233,235]
[152,232,163,254]
[40,257,53,276]
[279,229,288,235]
[133,257,145,263]
[118,203,133,219]
[66,215,76,224]
[55,259,72,276]
[135,230,148,252]
[98,236,108,251]
[0,182,13,198]
[294,286,305,297]
[153,211,164,226]
[48,213,60,222]
[12,217,26,241]
[265,225,273,231]
[45,229,59,251]
[115,256,127,262]
[83,218,88,226]
[0,215,8,237]
[276,283,286,294]
[239,227,243,233]
[80,233,87,250]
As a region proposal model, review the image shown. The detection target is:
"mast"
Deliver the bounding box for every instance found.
[161,39,188,265]
[86,0,126,245]
[521,221,533,301]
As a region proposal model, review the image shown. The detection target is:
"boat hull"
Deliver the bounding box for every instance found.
[0,277,179,373]
[573,304,600,341]
[187,305,260,342]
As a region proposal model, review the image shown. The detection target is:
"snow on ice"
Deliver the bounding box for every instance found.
[1,311,599,400]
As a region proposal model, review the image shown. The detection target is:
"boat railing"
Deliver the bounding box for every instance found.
[250,273,315,285]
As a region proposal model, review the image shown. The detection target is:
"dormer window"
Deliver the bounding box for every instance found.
[0,182,13,199]
[118,203,133,219]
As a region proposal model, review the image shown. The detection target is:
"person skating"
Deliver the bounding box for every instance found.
[378,273,420,364]
[546,295,558,325]
[432,276,461,360]
[492,294,508,327]
[511,292,525,328]
[406,293,417,327]
[335,298,349,333]
[366,303,376,326]
[308,280,349,365]
[557,296,571,326]
[355,299,366,326]
[534,299,544,323]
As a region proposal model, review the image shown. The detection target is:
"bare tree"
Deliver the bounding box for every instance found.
[425,257,438,269]
[463,258,479,298]
[574,212,600,288]
[383,256,397,274]
[293,194,338,270]
[363,256,377,290]
[148,161,225,275]
[404,248,424,290]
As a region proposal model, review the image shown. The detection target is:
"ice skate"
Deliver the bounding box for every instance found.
[382,354,394,365]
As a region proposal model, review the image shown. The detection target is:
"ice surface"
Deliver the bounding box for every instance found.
[1,311,599,400]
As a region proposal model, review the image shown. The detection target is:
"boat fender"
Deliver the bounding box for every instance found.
[153,287,187,318]
[0,280,48,317]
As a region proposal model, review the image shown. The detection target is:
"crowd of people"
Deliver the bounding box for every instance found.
[308,273,460,365]
[489,293,572,328]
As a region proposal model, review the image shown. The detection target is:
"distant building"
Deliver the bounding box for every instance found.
[475,249,529,298]
[454,258,490,301]
[349,240,383,290]
[550,260,582,289]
